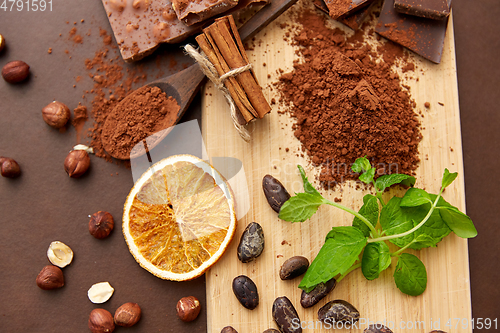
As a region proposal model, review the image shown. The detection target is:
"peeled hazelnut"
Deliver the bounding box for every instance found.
[0,157,21,178]
[2,60,30,83]
[176,296,201,322]
[64,150,90,178]
[114,302,141,327]
[0,34,5,53]
[88,282,114,304]
[42,101,71,128]
[36,265,64,290]
[47,241,73,268]
[89,211,114,239]
[89,308,115,333]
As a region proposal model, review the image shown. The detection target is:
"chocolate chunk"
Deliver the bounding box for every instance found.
[323,0,376,20]
[375,0,450,64]
[314,0,373,30]
[172,0,239,26]
[394,0,451,20]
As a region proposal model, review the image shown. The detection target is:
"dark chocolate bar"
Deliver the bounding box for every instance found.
[394,0,451,20]
[323,0,375,20]
[172,0,239,26]
[101,0,269,62]
[375,0,450,64]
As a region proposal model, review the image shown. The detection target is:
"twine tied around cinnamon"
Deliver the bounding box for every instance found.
[184,44,252,142]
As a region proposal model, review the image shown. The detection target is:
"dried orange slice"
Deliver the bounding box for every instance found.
[123,154,237,281]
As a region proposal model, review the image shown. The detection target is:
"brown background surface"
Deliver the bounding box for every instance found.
[0,0,498,332]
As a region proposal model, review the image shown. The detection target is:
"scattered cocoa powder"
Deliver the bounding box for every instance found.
[101,85,180,159]
[72,103,88,142]
[275,7,421,188]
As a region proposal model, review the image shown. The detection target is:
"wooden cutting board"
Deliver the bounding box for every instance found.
[201,3,472,333]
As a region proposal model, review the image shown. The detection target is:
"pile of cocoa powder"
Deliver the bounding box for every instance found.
[275,7,422,188]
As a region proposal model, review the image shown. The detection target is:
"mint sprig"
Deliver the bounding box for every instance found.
[279,157,477,296]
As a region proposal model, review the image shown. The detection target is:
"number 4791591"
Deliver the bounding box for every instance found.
[445,318,498,330]
[0,0,53,11]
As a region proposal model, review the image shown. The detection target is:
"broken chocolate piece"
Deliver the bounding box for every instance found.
[375,0,450,64]
[172,0,239,26]
[323,0,376,20]
[394,0,451,20]
[314,0,374,30]
[101,0,269,62]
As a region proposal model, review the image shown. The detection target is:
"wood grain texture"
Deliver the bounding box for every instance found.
[202,3,472,332]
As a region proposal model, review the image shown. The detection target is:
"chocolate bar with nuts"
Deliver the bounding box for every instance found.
[323,0,376,20]
[101,0,269,62]
[394,0,451,20]
[172,0,239,26]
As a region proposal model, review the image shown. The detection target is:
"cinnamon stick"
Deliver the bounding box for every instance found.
[196,15,271,125]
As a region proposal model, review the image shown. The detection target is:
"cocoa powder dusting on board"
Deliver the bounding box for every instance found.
[275,8,421,188]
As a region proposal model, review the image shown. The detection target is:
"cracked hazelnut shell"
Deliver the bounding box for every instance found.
[2,60,30,83]
[0,157,21,178]
[89,308,115,333]
[114,302,141,327]
[64,150,90,178]
[176,296,201,322]
[89,211,114,239]
[36,265,64,290]
[42,101,70,128]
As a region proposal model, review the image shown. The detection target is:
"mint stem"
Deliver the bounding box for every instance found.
[367,187,444,243]
[336,262,361,283]
[324,199,378,236]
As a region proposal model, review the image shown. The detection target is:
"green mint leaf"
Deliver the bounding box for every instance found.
[381,196,451,249]
[359,168,376,185]
[351,157,371,173]
[400,188,432,207]
[393,253,427,296]
[380,197,415,247]
[297,165,322,198]
[375,174,416,192]
[299,226,367,292]
[278,193,324,222]
[411,234,437,249]
[441,168,458,189]
[439,206,478,238]
[351,157,375,185]
[361,242,391,280]
[352,194,379,237]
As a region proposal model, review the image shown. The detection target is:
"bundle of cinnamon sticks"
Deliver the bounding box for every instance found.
[196,15,271,125]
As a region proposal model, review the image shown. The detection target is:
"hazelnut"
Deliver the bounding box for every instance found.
[0,34,5,53]
[64,150,90,178]
[89,211,114,239]
[89,308,115,333]
[176,296,201,322]
[114,302,141,327]
[42,101,71,128]
[47,241,74,268]
[88,282,114,304]
[36,265,64,290]
[0,157,21,178]
[2,60,30,83]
